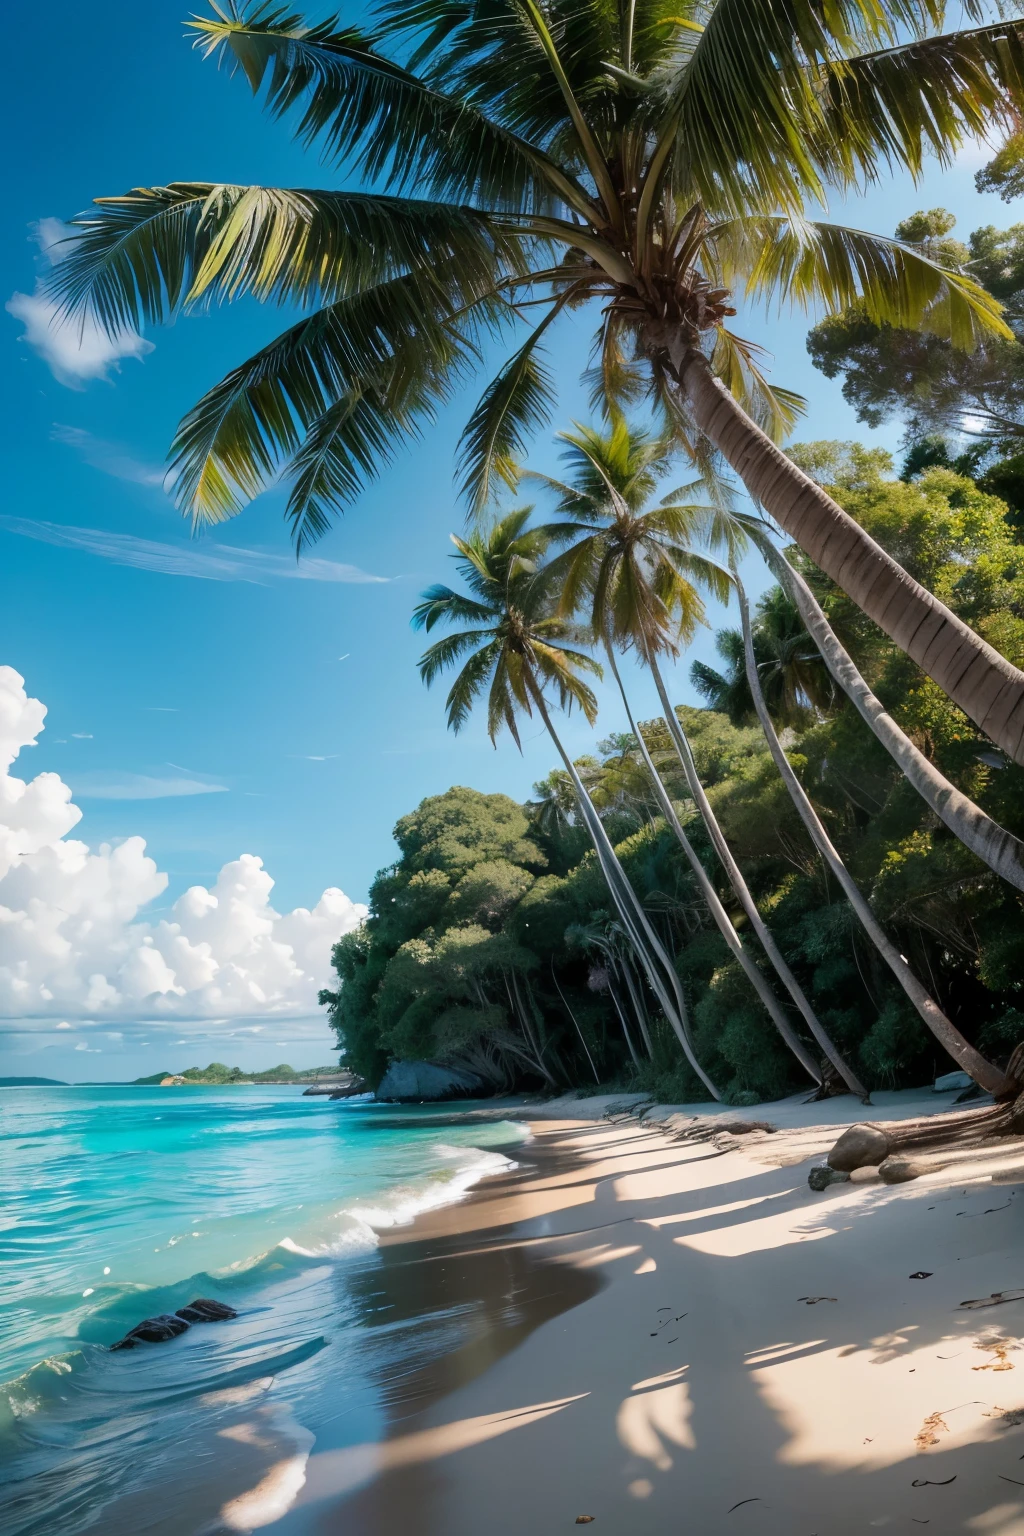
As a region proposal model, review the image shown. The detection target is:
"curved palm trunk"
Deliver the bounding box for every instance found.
[607,965,643,1070]
[672,348,1024,767]
[645,642,839,1074]
[749,532,1024,895]
[734,571,1012,1098]
[606,644,839,1091]
[525,674,721,1098]
[550,961,601,1085]
[505,969,559,1087]
[616,947,655,1059]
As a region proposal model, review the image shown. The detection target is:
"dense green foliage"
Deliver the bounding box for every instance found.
[322,448,1024,1105]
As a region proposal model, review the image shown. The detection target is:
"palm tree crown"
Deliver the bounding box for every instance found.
[50,0,1024,761]
[691,586,836,727]
[53,0,1014,538]
[413,509,601,745]
[531,419,732,657]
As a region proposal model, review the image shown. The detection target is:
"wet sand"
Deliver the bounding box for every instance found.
[280,1101,1024,1536]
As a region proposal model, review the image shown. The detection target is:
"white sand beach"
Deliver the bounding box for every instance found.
[278,1090,1024,1535]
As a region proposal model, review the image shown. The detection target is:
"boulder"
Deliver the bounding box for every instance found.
[878,1156,925,1184]
[374,1060,490,1103]
[110,1296,236,1350]
[933,1070,974,1094]
[827,1123,891,1172]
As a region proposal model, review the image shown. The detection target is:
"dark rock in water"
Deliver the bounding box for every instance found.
[174,1297,237,1324]
[109,1313,192,1350]
[110,1296,237,1350]
[303,1071,366,1097]
[374,1059,490,1103]
[808,1164,851,1191]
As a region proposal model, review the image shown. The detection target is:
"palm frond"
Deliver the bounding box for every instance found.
[669,0,955,214]
[412,586,493,632]
[816,19,1024,186]
[710,326,806,442]
[416,627,497,686]
[51,181,524,331]
[456,305,563,516]
[713,215,1013,350]
[169,271,481,528]
[188,4,592,216]
[689,656,733,712]
[531,641,602,724]
[443,641,502,732]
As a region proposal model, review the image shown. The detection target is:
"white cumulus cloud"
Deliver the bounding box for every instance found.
[6,219,154,389]
[0,666,365,1024]
[6,289,154,389]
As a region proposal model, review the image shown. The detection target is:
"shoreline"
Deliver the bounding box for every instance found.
[275,1088,1024,1534]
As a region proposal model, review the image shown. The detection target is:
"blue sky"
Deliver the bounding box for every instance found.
[2,2,1021,1080]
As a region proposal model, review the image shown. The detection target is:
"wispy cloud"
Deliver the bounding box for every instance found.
[51,424,166,488]
[71,733,93,740]
[6,219,154,389]
[69,772,228,801]
[0,515,390,585]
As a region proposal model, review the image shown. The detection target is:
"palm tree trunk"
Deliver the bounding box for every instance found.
[672,347,1024,767]
[616,947,655,1058]
[733,569,1012,1098]
[607,965,643,1070]
[504,969,558,1087]
[606,643,840,1090]
[749,531,1024,894]
[645,642,839,1076]
[524,673,721,1098]
[550,960,601,1084]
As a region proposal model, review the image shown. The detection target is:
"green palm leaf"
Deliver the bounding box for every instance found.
[189,3,591,215]
[815,19,1024,184]
[457,305,564,513]
[53,181,526,328]
[169,271,483,525]
[713,215,1012,350]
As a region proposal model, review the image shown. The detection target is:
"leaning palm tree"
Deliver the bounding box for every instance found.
[51,2,1024,762]
[533,420,858,1091]
[746,527,1024,895]
[414,507,720,1095]
[730,565,1011,1095]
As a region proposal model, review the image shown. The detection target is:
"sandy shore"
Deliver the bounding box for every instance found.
[276,1089,1024,1536]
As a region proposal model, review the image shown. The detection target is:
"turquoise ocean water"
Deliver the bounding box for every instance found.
[0,1085,527,1534]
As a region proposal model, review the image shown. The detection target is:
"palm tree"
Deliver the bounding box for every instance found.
[414,507,721,1096]
[691,587,834,728]
[533,420,859,1091]
[730,566,1012,1096]
[51,2,1024,762]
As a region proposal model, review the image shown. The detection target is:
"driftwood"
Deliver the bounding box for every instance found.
[820,1046,1024,1182]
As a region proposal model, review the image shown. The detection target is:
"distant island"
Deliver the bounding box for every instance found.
[0,1076,69,1087]
[132,1062,341,1087]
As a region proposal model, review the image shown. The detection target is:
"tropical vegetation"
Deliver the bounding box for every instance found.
[322,440,1024,1103]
